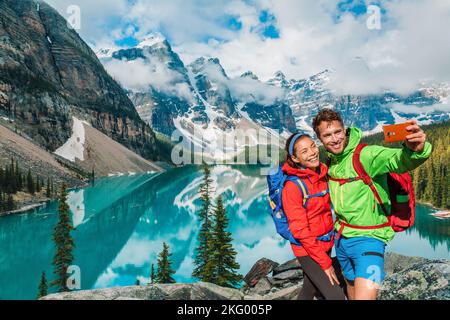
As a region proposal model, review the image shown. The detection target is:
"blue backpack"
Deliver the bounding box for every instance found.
[266,165,332,246]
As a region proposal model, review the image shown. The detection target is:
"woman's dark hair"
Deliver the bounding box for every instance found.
[285,132,311,168]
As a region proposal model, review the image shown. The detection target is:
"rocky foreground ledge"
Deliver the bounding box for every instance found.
[41,253,449,300]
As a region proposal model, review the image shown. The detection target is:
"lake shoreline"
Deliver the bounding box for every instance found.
[1,188,446,219]
[0,196,54,217]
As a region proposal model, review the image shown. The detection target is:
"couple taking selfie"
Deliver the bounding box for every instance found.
[268,108,432,300]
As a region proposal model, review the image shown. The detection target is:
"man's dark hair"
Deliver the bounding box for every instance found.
[312,108,345,136]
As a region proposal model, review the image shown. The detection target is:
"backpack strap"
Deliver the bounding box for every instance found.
[286,176,309,208]
[352,144,389,216]
[286,176,329,209]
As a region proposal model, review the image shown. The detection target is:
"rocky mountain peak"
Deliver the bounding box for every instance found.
[240,71,259,81]
[0,0,159,161]
[188,57,228,78]
[267,71,289,88]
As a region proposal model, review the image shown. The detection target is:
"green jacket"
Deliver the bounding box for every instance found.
[327,127,432,243]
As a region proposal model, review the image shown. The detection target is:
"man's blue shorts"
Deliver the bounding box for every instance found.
[335,234,386,285]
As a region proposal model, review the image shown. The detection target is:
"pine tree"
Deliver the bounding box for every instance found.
[10,158,15,190]
[36,176,41,193]
[46,177,51,198]
[192,164,215,281]
[27,169,34,194]
[150,263,155,284]
[37,271,48,299]
[6,193,14,211]
[51,184,75,292]
[155,242,176,284]
[16,161,22,191]
[206,195,243,288]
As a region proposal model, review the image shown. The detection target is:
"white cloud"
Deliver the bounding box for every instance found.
[175,0,450,95]
[103,57,195,102]
[44,0,129,48]
[193,59,285,105]
[228,77,286,105]
[45,0,450,96]
[391,103,450,114]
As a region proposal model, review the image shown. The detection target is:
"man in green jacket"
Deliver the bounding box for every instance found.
[312,109,432,300]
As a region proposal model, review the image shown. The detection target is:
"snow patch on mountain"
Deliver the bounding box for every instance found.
[54,117,89,162]
[137,33,166,49]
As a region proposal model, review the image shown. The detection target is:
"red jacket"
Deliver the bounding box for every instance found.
[281,162,334,270]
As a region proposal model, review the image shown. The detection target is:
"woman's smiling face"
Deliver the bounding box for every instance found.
[291,136,320,169]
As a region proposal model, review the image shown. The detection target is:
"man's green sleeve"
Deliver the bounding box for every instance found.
[361,142,433,177]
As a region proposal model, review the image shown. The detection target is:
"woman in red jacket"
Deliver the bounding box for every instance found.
[282,133,345,300]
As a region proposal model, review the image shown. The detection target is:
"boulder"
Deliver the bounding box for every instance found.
[379,259,450,300]
[243,258,279,287]
[40,285,167,300]
[272,269,303,282]
[154,284,193,300]
[251,277,272,295]
[263,284,302,300]
[272,258,301,276]
[384,252,427,276]
[191,282,244,300]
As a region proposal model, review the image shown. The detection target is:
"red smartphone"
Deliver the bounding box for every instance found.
[383,122,410,143]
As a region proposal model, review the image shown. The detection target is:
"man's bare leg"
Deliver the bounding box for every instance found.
[345,279,355,300]
[354,277,379,300]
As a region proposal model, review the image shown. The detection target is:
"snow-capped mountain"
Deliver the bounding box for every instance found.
[284,69,450,134]
[98,35,296,160]
[97,35,450,157]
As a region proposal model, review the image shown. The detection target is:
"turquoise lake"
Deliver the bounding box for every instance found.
[0,165,449,300]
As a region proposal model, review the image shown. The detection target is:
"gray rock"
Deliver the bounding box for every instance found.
[272,258,301,276]
[384,252,427,276]
[40,285,167,300]
[243,258,279,287]
[264,284,302,300]
[154,283,193,300]
[190,282,244,300]
[379,259,450,300]
[243,294,264,300]
[272,269,303,282]
[251,277,272,295]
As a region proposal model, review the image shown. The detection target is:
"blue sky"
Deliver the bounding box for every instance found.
[45,0,450,95]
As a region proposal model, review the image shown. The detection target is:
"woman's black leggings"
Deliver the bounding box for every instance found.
[297,254,346,300]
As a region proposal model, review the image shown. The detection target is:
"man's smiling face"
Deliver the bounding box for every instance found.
[317,120,347,155]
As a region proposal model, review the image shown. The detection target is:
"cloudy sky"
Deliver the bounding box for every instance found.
[45,0,450,95]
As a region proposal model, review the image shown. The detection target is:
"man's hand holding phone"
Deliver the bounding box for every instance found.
[404,119,427,153]
[383,120,426,153]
